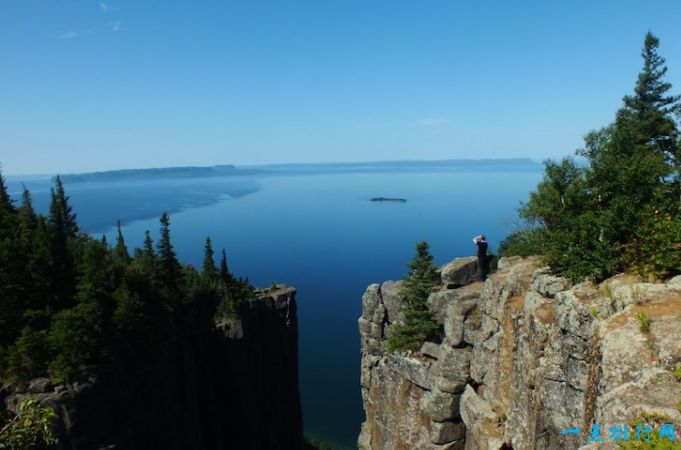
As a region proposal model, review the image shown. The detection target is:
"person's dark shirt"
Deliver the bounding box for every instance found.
[476,240,488,258]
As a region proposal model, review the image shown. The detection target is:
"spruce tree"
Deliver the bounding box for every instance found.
[0,168,22,345]
[202,237,218,281]
[156,213,182,290]
[387,241,440,351]
[48,182,76,309]
[114,220,131,264]
[52,176,78,238]
[0,167,13,218]
[219,249,229,282]
[520,32,681,280]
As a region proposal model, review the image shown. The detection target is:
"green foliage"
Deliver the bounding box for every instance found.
[0,174,251,386]
[617,414,681,449]
[0,398,58,449]
[518,33,681,281]
[387,241,440,352]
[497,228,544,258]
[636,310,651,333]
[202,237,218,281]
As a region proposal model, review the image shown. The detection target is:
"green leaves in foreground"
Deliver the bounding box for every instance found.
[0,398,58,449]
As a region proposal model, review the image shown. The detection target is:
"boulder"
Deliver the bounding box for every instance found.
[440,257,479,287]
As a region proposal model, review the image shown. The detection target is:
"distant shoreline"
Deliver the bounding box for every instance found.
[46,158,543,184]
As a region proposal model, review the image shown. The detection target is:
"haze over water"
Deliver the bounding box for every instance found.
[8,166,542,449]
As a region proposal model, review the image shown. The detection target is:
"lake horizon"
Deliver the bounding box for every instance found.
[6,163,543,449]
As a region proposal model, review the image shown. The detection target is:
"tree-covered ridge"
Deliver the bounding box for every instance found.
[0,174,252,385]
[504,32,681,281]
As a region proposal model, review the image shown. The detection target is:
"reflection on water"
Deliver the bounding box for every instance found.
[7,177,261,232]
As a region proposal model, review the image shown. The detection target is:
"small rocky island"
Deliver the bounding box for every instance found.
[370,197,407,203]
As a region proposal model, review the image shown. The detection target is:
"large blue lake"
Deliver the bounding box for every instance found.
[8,168,542,449]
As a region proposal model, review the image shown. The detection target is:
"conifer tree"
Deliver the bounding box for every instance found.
[156,212,182,289]
[140,230,156,273]
[114,220,131,264]
[52,175,78,238]
[18,186,37,234]
[48,181,76,309]
[202,237,218,280]
[0,168,14,218]
[387,241,440,351]
[0,168,22,345]
[519,32,681,280]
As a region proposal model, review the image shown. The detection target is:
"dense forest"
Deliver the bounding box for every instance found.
[500,32,681,281]
[0,174,252,384]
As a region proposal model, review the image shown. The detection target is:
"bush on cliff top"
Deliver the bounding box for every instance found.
[507,32,681,281]
[387,241,440,352]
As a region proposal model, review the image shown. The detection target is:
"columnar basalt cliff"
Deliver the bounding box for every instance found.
[359,256,681,450]
[2,286,303,450]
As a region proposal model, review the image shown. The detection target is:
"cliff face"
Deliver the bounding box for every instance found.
[2,286,303,450]
[358,256,681,450]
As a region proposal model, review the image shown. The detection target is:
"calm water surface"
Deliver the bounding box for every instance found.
[9,170,542,449]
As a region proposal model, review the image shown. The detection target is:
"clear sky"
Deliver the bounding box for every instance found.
[2,0,681,175]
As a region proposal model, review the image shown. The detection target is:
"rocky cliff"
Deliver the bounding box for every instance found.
[358,256,681,449]
[2,286,303,450]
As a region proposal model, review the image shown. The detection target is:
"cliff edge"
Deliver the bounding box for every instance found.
[2,286,303,450]
[358,256,681,449]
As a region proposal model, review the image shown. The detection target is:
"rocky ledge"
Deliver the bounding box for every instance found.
[358,256,681,450]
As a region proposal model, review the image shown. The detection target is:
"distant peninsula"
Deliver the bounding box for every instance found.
[370,197,407,203]
[57,164,261,183]
[55,159,542,184]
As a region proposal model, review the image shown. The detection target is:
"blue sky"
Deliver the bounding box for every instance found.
[2,0,681,175]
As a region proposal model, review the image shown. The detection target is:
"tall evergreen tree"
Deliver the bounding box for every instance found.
[48,181,76,309]
[520,32,681,280]
[140,230,156,273]
[52,176,78,238]
[114,220,131,264]
[202,237,218,280]
[0,167,13,218]
[156,213,182,290]
[387,241,440,351]
[0,168,22,345]
[18,186,37,233]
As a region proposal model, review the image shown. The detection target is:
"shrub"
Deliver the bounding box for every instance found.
[0,397,58,449]
[498,228,544,258]
[636,311,651,333]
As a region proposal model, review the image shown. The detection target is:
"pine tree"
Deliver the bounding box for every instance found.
[52,176,78,238]
[48,181,76,309]
[17,186,37,237]
[0,167,14,219]
[114,220,131,264]
[520,32,681,280]
[387,241,440,351]
[156,213,182,290]
[202,237,218,281]
[219,249,229,281]
[139,230,156,274]
[0,167,22,345]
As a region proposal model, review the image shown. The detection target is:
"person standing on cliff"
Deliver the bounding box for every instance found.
[473,234,489,281]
